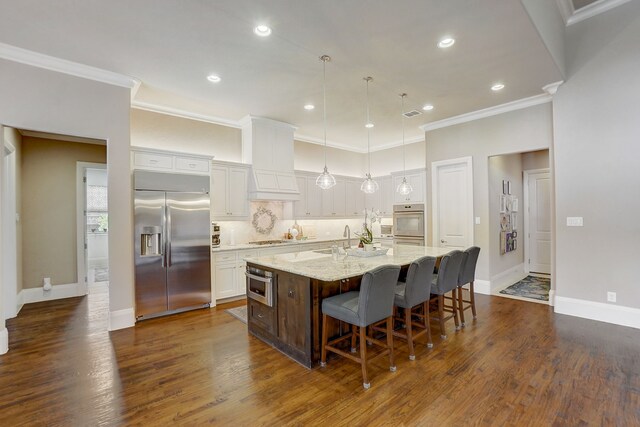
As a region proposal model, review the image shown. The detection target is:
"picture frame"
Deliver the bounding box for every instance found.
[500,195,507,213]
[502,180,508,195]
[500,213,511,231]
[507,181,512,195]
[511,197,518,212]
[511,212,518,230]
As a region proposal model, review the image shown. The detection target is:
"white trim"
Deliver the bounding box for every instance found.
[76,162,107,298]
[369,135,425,153]
[555,0,575,24]
[548,290,556,307]
[474,279,491,295]
[542,81,563,95]
[21,283,83,304]
[2,138,18,319]
[294,133,368,153]
[565,0,633,26]
[16,289,24,315]
[131,100,243,129]
[490,263,527,292]
[0,42,140,91]
[431,156,474,248]
[421,94,551,132]
[555,296,640,329]
[0,327,7,355]
[523,168,551,275]
[108,308,135,331]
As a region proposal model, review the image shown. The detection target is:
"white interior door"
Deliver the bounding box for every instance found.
[432,157,473,250]
[526,170,551,274]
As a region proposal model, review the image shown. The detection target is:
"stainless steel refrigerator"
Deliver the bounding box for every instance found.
[134,171,211,319]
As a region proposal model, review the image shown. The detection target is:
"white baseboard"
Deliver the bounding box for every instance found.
[21,283,84,304]
[555,296,640,330]
[490,263,526,292]
[108,308,135,331]
[548,290,556,306]
[0,327,8,354]
[474,279,491,295]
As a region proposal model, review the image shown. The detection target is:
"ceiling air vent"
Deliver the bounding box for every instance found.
[403,110,422,118]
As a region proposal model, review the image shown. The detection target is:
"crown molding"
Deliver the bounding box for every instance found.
[131,100,243,129]
[294,133,368,153]
[556,0,632,26]
[420,93,552,132]
[369,135,425,152]
[542,81,564,95]
[0,42,140,97]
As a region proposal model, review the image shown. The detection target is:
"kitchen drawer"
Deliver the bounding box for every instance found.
[248,299,275,335]
[239,250,260,261]
[175,156,210,173]
[133,152,173,170]
[214,252,237,263]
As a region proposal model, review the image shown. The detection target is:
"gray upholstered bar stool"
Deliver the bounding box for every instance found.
[383,256,437,360]
[320,265,401,390]
[457,246,481,326]
[429,250,464,339]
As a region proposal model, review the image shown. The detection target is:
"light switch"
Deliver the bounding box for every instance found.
[475,216,481,225]
[566,217,583,227]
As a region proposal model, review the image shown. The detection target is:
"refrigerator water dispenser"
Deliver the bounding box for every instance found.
[141,226,162,256]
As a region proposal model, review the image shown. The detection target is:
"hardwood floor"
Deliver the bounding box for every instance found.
[1,293,639,426]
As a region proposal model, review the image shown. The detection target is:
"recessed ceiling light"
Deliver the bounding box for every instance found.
[254,25,272,37]
[207,74,221,83]
[365,123,374,129]
[422,104,434,111]
[304,104,315,110]
[438,37,455,48]
[491,83,505,91]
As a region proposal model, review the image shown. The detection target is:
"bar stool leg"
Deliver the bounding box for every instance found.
[438,294,447,339]
[359,326,370,389]
[452,288,460,330]
[350,324,357,353]
[321,314,328,367]
[424,301,433,348]
[458,285,466,327]
[470,281,477,319]
[387,316,396,372]
[405,307,415,360]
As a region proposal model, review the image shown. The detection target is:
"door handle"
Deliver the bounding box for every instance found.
[441,239,447,243]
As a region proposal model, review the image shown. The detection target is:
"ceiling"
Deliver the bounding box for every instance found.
[0,0,564,151]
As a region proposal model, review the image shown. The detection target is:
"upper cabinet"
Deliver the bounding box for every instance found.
[345,180,366,216]
[321,179,346,217]
[392,170,426,204]
[132,148,211,176]
[211,162,250,219]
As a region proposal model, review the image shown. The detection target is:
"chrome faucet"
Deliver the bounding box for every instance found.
[343,225,351,249]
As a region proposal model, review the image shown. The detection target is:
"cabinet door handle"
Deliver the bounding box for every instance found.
[257,313,264,318]
[288,289,295,298]
[149,159,158,164]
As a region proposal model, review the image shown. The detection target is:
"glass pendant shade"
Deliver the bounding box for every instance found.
[361,173,379,194]
[316,165,336,190]
[397,177,413,195]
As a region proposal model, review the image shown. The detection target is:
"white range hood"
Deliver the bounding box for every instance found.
[241,116,300,201]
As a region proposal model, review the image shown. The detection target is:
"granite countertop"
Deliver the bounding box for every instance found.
[211,237,348,253]
[244,245,452,282]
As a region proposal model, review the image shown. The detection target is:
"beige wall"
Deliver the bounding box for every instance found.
[522,149,549,171]
[294,140,365,177]
[425,103,553,282]
[369,141,426,176]
[21,137,106,288]
[131,109,242,161]
[488,153,525,278]
[553,1,640,308]
[0,59,133,331]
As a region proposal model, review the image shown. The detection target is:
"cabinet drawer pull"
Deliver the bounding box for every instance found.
[149,159,158,164]
[257,313,264,318]
[189,163,196,168]
[288,289,295,298]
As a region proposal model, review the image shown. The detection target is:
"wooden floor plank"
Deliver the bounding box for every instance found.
[1,293,639,425]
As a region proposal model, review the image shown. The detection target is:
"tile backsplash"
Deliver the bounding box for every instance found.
[214,201,391,245]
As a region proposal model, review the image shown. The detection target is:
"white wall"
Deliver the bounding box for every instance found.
[0,59,134,332]
[294,140,365,177]
[425,103,553,282]
[553,1,640,309]
[369,141,425,176]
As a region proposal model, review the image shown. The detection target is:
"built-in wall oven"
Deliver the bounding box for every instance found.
[393,203,425,246]
[245,266,274,307]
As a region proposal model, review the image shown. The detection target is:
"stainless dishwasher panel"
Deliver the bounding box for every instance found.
[165,192,212,311]
[134,191,168,317]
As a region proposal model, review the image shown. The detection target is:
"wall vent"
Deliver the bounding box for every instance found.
[403,110,422,118]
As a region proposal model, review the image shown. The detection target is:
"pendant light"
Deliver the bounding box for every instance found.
[316,55,336,190]
[361,76,378,194]
[397,93,413,195]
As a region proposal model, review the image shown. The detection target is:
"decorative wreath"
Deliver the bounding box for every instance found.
[252,206,277,234]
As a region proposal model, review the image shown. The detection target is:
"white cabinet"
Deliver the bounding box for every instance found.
[345,180,366,216]
[214,262,238,299]
[380,176,394,216]
[392,170,426,204]
[211,163,249,219]
[322,179,346,217]
[306,177,323,217]
[132,148,211,175]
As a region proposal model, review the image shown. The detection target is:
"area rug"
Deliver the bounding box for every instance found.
[226,306,248,324]
[499,275,551,301]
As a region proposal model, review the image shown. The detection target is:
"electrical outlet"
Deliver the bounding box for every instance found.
[607,292,616,303]
[567,217,584,227]
[475,216,481,225]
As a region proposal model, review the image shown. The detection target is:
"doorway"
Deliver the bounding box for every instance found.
[77,164,109,295]
[524,169,551,275]
[431,156,474,249]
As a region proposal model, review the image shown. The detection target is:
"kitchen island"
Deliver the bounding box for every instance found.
[244,245,451,368]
